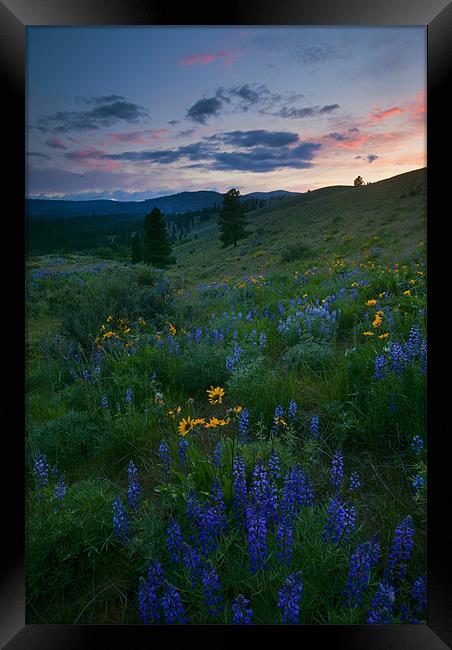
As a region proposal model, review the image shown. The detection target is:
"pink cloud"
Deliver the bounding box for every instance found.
[64,147,120,171]
[179,49,239,66]
[371,106,405,122]
[44,137,67,150]
[102,129,170,145]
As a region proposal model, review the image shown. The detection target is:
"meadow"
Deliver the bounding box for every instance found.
[26,168,426,625]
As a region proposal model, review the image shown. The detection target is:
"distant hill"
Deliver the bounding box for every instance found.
[26,189,300,219]
[171,167,426,283]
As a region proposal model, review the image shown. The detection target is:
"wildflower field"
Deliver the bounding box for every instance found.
[26,170,426,625]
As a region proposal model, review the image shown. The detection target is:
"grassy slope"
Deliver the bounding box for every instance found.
[171,168,426,285]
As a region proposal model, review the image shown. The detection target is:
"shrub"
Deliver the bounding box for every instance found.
[48,268,173,347]
[282,336,334,371]
[280,242,314,263]
[28,410,103,472]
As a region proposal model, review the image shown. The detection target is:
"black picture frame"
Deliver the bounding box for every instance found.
[2,1,451,647]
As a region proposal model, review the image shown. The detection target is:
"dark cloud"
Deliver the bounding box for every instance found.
[348,127,360,133]
[328,132,347,141]
[186,84,309,123]
[99,133,321,174]
[176,128,196,138]
[186,97,223,124]
[217,130,300,148]
[79,95,126,105]
[168,120,180,125]
[319,104,340,113]
[36,96,150,133]
[210,142,321,173]
[26,151,50,158]
[367,154,379,163]
[272,104,340,120]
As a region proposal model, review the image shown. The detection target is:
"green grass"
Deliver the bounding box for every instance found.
[25,167,426,625]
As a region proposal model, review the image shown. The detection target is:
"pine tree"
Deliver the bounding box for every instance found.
[218,188,248,248]
[354,176,364,187]
[131,232,143,264]
[142,207,173,268]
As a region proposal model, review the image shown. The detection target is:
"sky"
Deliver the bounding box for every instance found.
[26,26,426,200]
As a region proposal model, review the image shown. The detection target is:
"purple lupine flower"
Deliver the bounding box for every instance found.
[232,594,253,624]
[252,463,278,527]
[288,399,297,423]
[125,387,133,404]
[112,497,129,544]
[167,518,183,562]
[278,571,303,624]
[159,440,171,483]
[82,369,90,382]
[374,355,389,380]
[404,325,421,362]
[412,475,425,493]
[233,454,247,524]
[161,582,187,624]
[238,408,250,443]
[388,342,407,375]
[331,449,344,492]
[367,582,395,624]
[412,574,427,612]
[201,560,223,618]
[138,560,165,624]
[419,339,427,373]
[322,497,356,544]
[290,464,314,509]
[343,538,381,607]
[246,499,267,573]
[210,478,228,531]
[213,442,223,468]
[33,453,49,489]
[280,471,297,522]
[179,438,189,472]
[94,366,101,378]
[268,449,281,481]
[411,435,424,454]
[310,415,320,439]
[276,514,294,566]
[384,516,415,585]
[127,461,141,512]
[100,395,109,409]
[349,471,361,493]
[181,542,202,587]
[259,331,267,348]
[54,475,68,501]
[187,489,222,556]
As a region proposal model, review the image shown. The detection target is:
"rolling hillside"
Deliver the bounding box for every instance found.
[170,168,426,285]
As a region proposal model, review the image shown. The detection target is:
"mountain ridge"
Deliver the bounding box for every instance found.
[26,189,301,219]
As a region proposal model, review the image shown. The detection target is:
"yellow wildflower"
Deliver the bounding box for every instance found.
[204,417,222,429]
[403,290,411,296]
[372,314,382,328]
[178,416,193,437]
[207,386,225,404]
[377,333,390,339]
[166,322,176,336]
[362,331,375,336]
[366,299,377,307]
